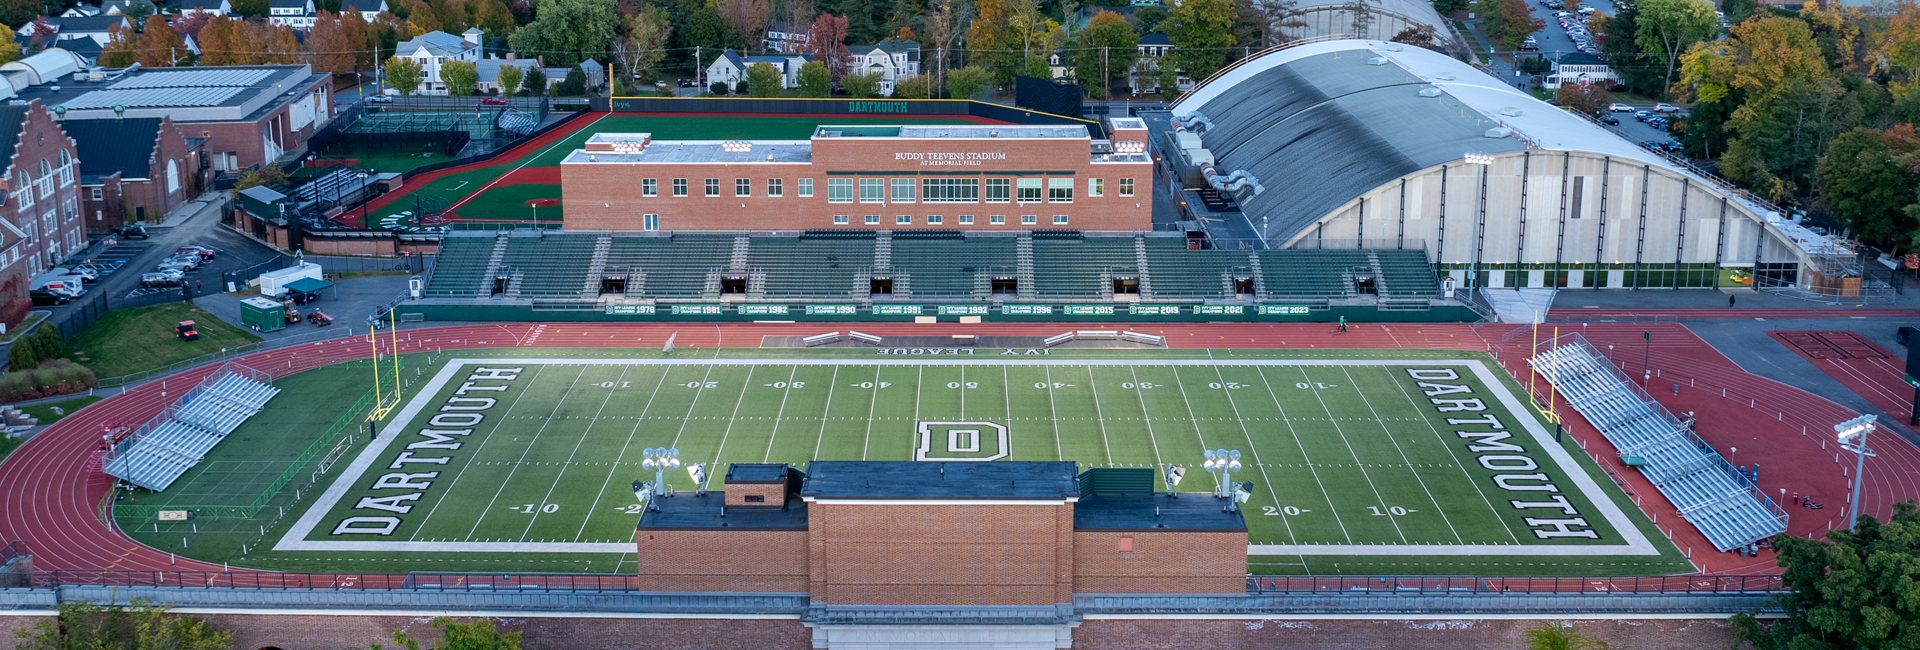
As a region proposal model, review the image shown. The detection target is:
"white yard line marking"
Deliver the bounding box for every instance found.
[573,364,672,540]
[1196,365,1294,544]
[663,365,719,453]
[701,366,760,490]
[464,366,589,541]
[1125,367,1164,468]
[860,366,880,460]
[810,366,840,461]
[519,366,629,540]
[409,365,549,539]
[909,366,924,459]
[1337,366,1464,544]
[1044,366,1064,462]
[1380,365,1523,545]
[1293,366,1408,543]
[1251,366,1352,543]
[1085,366,1114,465]
[762,366,800,463]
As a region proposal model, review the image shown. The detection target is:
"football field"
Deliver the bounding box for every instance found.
[236,348,1691,576]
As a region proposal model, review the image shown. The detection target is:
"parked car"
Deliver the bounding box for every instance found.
[369,94,394,103]
[29,289,69,306]
[158,255,200,272]
[479,97,507,106]
[175,245,216,260]
[1608,103,1634,112]
[111,224,149,240]
[1634,110,1653,121]
[1598,114,1620,125]
[51,266,98,283]
[140,272,182,288]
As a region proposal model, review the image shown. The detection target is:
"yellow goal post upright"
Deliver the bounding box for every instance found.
[368,310,405,422]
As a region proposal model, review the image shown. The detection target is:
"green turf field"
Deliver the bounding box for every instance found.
[119,346,1692,577]
[456,184,563,221]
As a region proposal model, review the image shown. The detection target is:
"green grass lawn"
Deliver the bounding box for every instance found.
[379,116,982,223]
[62,303,261,379]
[303,152,455,175]
[18,395,101,424]
[123,346,1692,577]
[455,184,563,221]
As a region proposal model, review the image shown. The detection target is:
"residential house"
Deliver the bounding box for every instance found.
[705,49,813,90]
[170,0,231,16]
[60,4,102,17]
[394,29,481,95]
[1547,52,1617,88]
[267,0,315,29]
[100,0,158,15]
[66,116,206,229]
[475,55,537,94]
[53,15,128,46]
[1129,33,1188,94]
[1047,50,1068,80]
[341,0,387,22]
[579,58,603,89]
[762,21,808,54]
[0,101,86,315]
[1137,32,1172,57]
[846,38,918,96]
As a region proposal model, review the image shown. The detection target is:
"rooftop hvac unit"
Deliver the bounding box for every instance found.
[1500,107,1523,117]
[1419,87,1442,97]
[1367,57,1388,66]
[1173,131,1203,150]
[1380,43,1404,51]
[1434,73,1456,81]
[1182,148,1215,168]
[1486,127,1515,138]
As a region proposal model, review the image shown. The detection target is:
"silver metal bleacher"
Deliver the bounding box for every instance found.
[1528,334,1787,552]
[103,363,281,492]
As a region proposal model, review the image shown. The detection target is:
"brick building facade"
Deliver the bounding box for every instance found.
[561,119,1154,232]
[67,116,208,229]
[0,102,84,325]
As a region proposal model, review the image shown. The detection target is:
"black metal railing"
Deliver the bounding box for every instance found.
[1245,574,1784,594]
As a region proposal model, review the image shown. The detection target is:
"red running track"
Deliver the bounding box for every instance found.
[1767,331,1915,425]
[1547,308,1920,320]
[3,322,1914,577]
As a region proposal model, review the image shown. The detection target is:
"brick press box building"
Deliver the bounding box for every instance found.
[561,119,1154,232]
[635,461,1247,648]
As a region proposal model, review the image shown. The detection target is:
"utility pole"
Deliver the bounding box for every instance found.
[1102,46,1109,99]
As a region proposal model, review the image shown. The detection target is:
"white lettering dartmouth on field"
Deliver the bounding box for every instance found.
[1406,368,1598,540]
[327,367,525,537]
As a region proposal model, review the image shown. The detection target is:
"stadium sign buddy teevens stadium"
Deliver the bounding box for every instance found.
[329,366,524,536]
[1408,367,1598,540]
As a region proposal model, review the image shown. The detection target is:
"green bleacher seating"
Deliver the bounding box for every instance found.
[1375,250,1440,298]
[749,237,875,297]
[605,234,735,298]
[423,235,496,297]
[1257,250,1369,299]
[1031,236,1136,297]
[502,234,597,298]
[891,236,1017,298]
[1142,237,1247,298]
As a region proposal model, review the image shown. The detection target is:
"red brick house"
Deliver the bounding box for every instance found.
[0,101,84,326]
[67,116,209,229]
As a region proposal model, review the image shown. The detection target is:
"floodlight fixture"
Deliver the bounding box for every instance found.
[1835,414,1877,441]
[639,447,682,500]
[1202,449,1244,498]
[1463,153,1495,165]
[1834,414,1878,533]
[1165,465,1186,497]
[688,463,709,496]
[721,140,753,153]
[1114,140,1147,154]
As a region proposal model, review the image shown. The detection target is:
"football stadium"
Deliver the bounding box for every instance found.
[1,39,1911,650]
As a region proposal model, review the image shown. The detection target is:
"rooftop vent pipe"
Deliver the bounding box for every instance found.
[1199,162,1264,196]
[1172,111,1213,134]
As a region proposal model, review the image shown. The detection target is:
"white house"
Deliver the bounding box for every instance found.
[52,15,127,46]
[476,55,537,93]
[60,4,101,17]
[706,48,813,90]
[845,38,918,96]
[1547,52,1617,88]
[342,0,387,21]
[1137,32,1172,57]
[762,21,809,54]
[171,0,231,16]
[395,28,481,94]
[1046,50,1068,80]
[267,0,315,28]
[99,0,156,15]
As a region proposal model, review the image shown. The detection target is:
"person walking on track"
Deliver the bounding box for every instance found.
[1337,315,1348,333]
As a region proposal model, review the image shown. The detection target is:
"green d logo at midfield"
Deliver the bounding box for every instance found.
[915,421,1009,461]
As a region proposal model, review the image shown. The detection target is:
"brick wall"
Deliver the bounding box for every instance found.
[809,502,1073,606]
[561,136,1152,232]
[225,212,438,257]
[726,483,786,507]
[0,614,53,649]
[1073,618,1743,650]
[108,118,197,223]
[634,529,809,592]
[1073,531,1247,594]
[0,102,86,325]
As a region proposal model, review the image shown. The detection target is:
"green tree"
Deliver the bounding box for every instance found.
[496,63,524,96]
[1525,621,1604,650]
[506,0,616,67]
[386,617,522,650]
[710,80,730,95]
[967,0,1066,83]
[1072,10,1138,100]
[522,66,547,94]
[0,23,20,65]
[1817,129,1916,246]
[1430,0,1464,14]
[893,73,934,97]
[557,64,587,95]
[1635,0,1717,92]
[1161,0,1235,83]
[14,599,234,650]
[1679,17,1836,201]
[841,71,883,97]
[1485,0,1544,51]
[1734,501,1920,650]
[384,55,423,95]
[1158,64,1178,97]
[613,8,670,83]
[798,59,832,96]
[441,60,479,95]
[945,64,992,99]
[744,61,783,97]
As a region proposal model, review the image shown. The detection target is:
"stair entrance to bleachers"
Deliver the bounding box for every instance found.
[870,278,894,295]
[491,276,508,295]
[599,277,627,295]
[720,276,748,293]
[1112,277,1139,294]
[1233,277,1255,294]
[992,277,1018,294]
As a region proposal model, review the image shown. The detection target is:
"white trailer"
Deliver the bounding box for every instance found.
[258,263,322,298]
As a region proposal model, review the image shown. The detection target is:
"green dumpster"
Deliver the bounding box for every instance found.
[240,296,286,333]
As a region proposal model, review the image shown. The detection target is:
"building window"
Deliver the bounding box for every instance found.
[895,215,911,225]
[921,178,979,203]
[990,215,1005,224]
[89,187,101,201]
[644,214,658,230]
[1088,178,1104,197]
[1119,178,1135,197]
[1052,215,1068,224]
[167,160,180,193]
[705,179,720,197]
[1016,178,1042,202]
[927,215,942,224]
[642,179,657,196]
[958,215,974,224]
[859,178,885,203]
[864,215,880,224]
[57,150,72,186]
[735,178,751,197]
[768,178,783,197]
[985,178,1011,203]
[828,178,853,202]
[1021,215,1037,224]
[673,178,688,197]
[799,178,814,197]
[1048,178,1073,202]
[891,178,914,203]
[833,215,849,224]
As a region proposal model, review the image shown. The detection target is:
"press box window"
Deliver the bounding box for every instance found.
[985,178,1011,203]
[735,178,751,197]
[927,215,943,224]
[833,215,850,224]
[1088,178,1104,197]
[1052,215,1068,224]
[1048,178,1074,202]
[768,178,783,197]
[891,178,914,203]
[1119,178,1135,197]
[672,179,688,197]
[922,178,979,203]
[896,215,912,225]
[860,178,886,203]
[642,179,657,197]
[1020,215,1037,224]
[865,215,881,224]
[827,178,853,203]
[990,215,1006,224]
[799,178,815,197]
[1016,178,1042,202]
[704,179,720,197]
[643,214,658,230]
[958,215,974,224]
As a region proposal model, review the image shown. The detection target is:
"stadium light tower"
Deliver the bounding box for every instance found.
[1836,415,1877,533]
[640,447,681,500]
[1202,449,1241,498]
[1164,464,1186,497]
